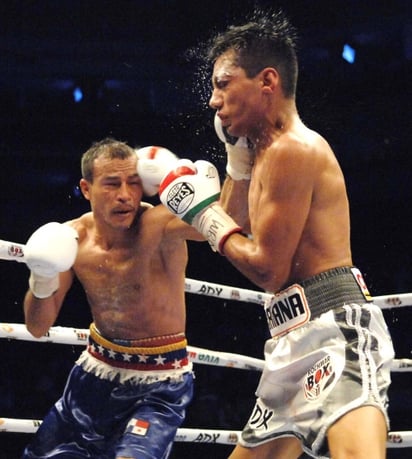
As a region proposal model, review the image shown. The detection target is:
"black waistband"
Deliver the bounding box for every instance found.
[296,266,370,319]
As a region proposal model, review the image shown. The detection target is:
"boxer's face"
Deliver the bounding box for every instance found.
[80,155,143,230]
[209,49,263,139]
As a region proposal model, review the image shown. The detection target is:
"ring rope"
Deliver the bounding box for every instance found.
[184,278,412,310]
[0,323,265,371]
[0,322,410,372]
[0,418,411,448]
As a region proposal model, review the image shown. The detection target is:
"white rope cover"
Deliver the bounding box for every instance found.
[0,418,411,448]
[0,322,410,372]
[184,278,412,310]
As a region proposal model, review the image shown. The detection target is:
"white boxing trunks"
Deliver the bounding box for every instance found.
[239,266,395,458]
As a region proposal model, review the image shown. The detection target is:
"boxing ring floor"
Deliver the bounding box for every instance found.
[1,277,411,458]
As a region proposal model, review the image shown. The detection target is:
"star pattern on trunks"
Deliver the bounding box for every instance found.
[88,340,188,370]
[155,355,167,365]
[172,359,183,369]
[91,344,99,353]
[122,353,132,362]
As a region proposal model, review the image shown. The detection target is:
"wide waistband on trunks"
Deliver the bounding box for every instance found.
[298,266,371,319]
[265,266,371,339]
[87,323,189,371]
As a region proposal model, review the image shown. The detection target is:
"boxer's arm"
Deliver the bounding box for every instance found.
[152,204,206,242]
[218,141,320,292]
[23,222,78,338]
[220,176,251,232]
[24,270,74,338]
[214,113,252,231]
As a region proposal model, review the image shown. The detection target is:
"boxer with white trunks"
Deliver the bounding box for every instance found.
[158,8,395,457]
[240,266,394,458]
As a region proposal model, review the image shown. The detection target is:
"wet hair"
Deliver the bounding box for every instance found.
[207,9,298,98]
[81,137,134,182]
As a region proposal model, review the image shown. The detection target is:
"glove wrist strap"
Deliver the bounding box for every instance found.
[194,204,242,254]
[29,272,59,299]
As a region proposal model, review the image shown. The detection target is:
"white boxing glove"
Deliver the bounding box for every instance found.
[136,146,178,196]
[214,112,254,181]
[26,222,78,298]
[159,159,241,254]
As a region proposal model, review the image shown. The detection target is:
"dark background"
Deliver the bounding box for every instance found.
[0,0,411,457]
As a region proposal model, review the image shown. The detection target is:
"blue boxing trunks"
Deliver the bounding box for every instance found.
[22,324,194,459]
[239,266,394,459]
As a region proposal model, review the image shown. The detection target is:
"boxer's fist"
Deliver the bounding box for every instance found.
[214,113,254,181]
[159,159,241,253]
[214,112,250,149]
[136,146,178,196]
[26,222,78,298]
[159,159,219,224]
[26,222,78,276]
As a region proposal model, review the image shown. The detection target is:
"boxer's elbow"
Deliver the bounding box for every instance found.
[254,269,287,293]
[246,255,289,293]
[25,322,48,339]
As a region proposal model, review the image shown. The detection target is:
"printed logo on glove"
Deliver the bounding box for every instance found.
[160,159,220,223]
[163,164,196,216]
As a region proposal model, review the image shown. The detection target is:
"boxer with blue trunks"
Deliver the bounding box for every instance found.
[22,324,194,458]
[20,138,205,458]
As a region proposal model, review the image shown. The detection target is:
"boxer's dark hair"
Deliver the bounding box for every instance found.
[81,137,134,182]
[207,9,298,98]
